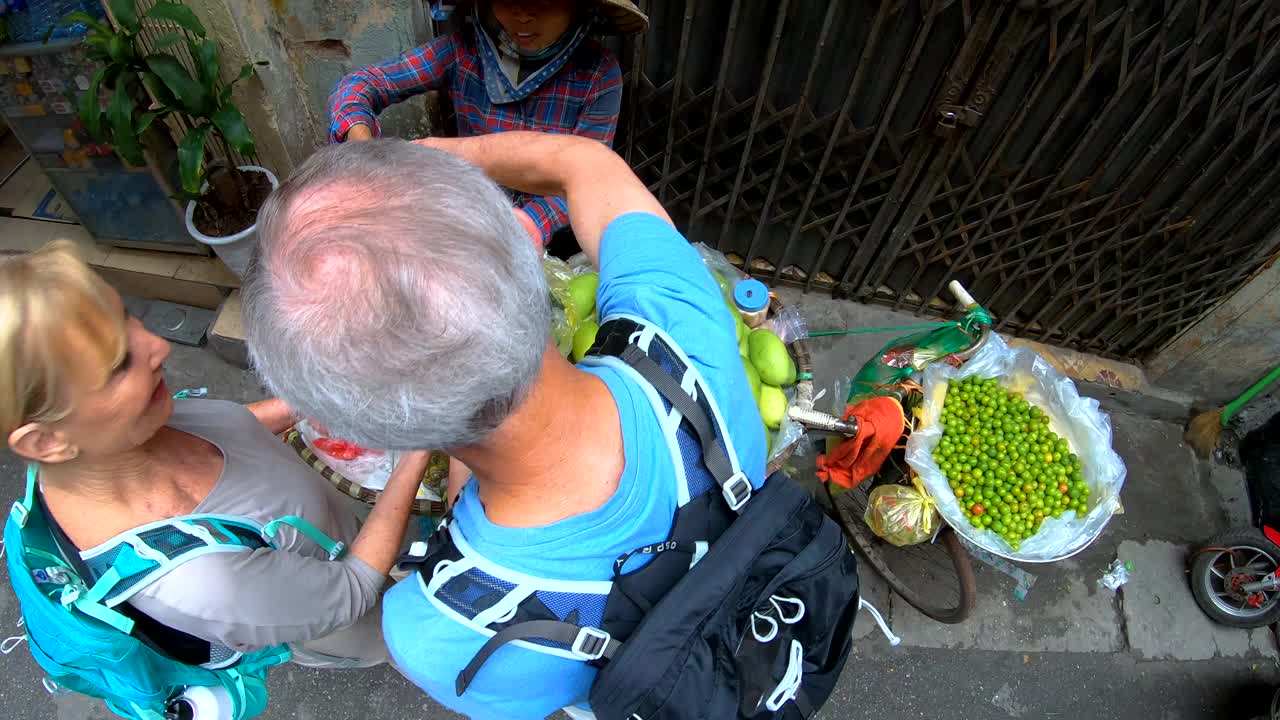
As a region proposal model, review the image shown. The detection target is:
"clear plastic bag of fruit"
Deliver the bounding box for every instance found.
[904,333,1127,562]
[691,243,747,306]
[296,419,400,491]
[544,256,581,357]
[864,476,940,547]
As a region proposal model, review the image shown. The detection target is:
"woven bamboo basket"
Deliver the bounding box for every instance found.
[282,430,449,517]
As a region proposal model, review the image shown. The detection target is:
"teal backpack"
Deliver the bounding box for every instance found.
[5,465,346,720]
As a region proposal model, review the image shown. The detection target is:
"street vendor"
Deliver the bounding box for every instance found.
[327,0,646,249]
[0,241,426,671]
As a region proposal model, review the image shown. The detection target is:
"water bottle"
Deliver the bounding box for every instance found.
[733,278,770,329]
[168,685,234,720]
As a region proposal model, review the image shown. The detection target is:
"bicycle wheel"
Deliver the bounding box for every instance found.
[825,459,977,624]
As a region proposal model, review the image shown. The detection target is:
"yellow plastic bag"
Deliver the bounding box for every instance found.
[863,476,940,547]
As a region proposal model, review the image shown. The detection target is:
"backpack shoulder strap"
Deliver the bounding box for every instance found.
[581,315,753,512]
[77,514,270,611]
[451,315,756,696]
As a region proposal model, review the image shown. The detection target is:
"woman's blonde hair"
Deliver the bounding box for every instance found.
[0,241,126,435]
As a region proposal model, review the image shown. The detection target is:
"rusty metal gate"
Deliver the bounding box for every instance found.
[612,0,1280,361]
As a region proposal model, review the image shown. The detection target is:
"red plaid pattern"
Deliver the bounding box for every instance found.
[329,30,623,244]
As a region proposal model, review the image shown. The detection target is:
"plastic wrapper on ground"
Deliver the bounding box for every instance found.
[905,333,1127,563]
[864,477,940,547]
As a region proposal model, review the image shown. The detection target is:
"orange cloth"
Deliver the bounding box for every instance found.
[815,396,907,490]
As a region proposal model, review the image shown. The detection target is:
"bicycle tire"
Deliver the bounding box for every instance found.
[826,483,977,624]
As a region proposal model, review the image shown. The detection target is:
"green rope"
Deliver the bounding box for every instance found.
[807,322,956,338]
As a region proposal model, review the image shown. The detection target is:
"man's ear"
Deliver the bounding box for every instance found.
[8,423,77,464]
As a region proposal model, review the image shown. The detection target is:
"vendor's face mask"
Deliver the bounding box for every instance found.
[490,0,577,53]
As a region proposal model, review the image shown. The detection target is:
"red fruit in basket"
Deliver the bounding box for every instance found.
[971,503,985,516]
[313,437,366,461]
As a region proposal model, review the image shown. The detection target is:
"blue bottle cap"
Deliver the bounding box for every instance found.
[733,279,769,313]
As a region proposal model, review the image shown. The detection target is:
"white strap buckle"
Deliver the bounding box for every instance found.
[764,639,805,712]
[570,627,611,661]
[721,472,752,512]
[10,502,28,529]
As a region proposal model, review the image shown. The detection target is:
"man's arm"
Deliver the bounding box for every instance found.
[245,398,296,435]
[416,132,669,267]
[508,63,624,245]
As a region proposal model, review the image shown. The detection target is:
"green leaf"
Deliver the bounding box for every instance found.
[143,1,206,37]
[178,124,212,196]
[59,11,111,35]
[150,31,185,51]
[195,38,219,92]
[134,110,163,134]
[211,105,254,156]
[219,63,255,104]
[108,0,140,34]
[146,54,209,115]
[140,70,177,109]
[108,33,129,63]
[78,67,108,141]
[107,75,144,165]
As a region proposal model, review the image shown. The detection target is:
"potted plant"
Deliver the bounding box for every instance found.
[65,0,269,277]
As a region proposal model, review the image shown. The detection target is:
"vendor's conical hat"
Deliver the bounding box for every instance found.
[460,1,648,35]
[592,0,648,35]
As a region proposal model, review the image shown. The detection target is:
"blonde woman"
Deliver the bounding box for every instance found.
[1,241,426,672]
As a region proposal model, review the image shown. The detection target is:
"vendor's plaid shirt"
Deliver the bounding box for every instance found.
[329,30,623,245]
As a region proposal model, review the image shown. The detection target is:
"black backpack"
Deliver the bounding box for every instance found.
[406,317,860,719]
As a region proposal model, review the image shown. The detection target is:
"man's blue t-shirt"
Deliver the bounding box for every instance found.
[382,212,768,719]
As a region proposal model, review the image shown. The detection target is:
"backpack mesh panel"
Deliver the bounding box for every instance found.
[206,643,241,668]
[532,590,605,628]
[138,526,205,557]
[436,569,517,619]
[105,569,158,604]
[83,544,127,579]
[676,425,715,499]
[648,335,731,500]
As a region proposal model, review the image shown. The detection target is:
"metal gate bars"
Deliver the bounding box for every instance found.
[615,0,1280,361]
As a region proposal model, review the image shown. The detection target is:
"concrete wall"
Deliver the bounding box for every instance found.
[188,0,432,177]
[1148,242,1280,407]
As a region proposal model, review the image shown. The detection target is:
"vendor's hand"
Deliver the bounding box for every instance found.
[385,450,431,493]
[512,207,543,249]
[346,124,375,142]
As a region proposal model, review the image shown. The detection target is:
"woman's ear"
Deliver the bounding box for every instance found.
[8,423,78,464]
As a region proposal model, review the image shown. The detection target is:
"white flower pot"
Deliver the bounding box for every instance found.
[184,165,278,279]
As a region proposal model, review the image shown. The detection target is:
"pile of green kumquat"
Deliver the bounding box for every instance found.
[931,376,1090,552]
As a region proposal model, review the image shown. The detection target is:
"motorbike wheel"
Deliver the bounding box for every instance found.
[1190,528,1280,629]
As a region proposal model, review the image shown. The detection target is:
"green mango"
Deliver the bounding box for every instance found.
[748,328,791,386]
[567,273,599,323]
[743,361,762,403]
[758,384,787,430]
[571,320,600,362]
[782,355,797,386]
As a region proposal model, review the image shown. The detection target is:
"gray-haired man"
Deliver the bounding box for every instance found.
[242,132,766,718]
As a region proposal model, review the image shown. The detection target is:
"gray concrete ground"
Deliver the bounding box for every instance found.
[1,294,1276,719]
